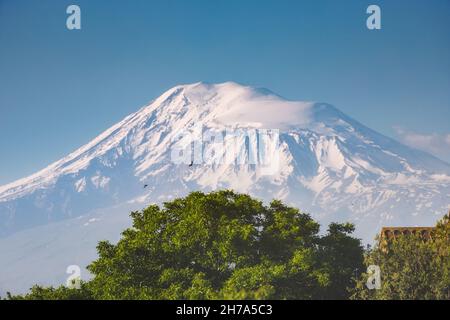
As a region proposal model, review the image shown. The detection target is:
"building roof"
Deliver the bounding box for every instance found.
[380,226,435,240]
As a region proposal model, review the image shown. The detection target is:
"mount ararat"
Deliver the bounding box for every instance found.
[1,82,449,293]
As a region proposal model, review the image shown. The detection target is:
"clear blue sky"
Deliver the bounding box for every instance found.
[1,0,449,185]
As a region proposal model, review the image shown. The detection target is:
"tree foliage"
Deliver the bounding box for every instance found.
[6,190,364,300]
[5,283,92,300]
[351,214,449,300]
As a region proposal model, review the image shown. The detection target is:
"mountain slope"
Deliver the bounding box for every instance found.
[1,81,449,241]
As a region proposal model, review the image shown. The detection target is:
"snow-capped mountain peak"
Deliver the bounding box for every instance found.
[1,82,449,241]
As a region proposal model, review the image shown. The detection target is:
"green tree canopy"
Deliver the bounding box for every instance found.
[6,190,364,300]
[352,214,449,300]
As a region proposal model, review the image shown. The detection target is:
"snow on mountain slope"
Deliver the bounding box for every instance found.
[1,81,449,240]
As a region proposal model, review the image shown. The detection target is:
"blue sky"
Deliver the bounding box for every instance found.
[0,0,449,185]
